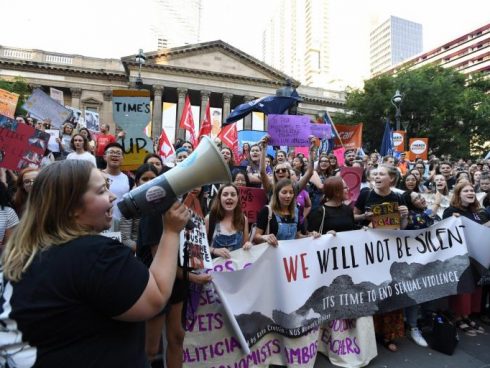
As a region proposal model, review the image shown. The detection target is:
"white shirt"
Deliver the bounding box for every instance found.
[104,172,130,222]
[66,151,96,167]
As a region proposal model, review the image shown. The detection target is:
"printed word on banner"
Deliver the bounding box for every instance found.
[22,88,72,128]
[268,115,331,147]
[184,245,320,368]
[393,130,406,152]
[239,187,268,223]
[213,217,477,352]
[0,115,50,170]
[0,88,19,119]
[112,90,153,170]
[334,123,363,150]
[409,138,429,160]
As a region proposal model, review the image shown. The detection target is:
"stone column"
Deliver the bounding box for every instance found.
[199,90,211,127]
[102,90,114,131]
[176,87,188,141]
[70,88,82,109]
[151,85,164,140]
[222,93,233,122]
[243,96,255,130]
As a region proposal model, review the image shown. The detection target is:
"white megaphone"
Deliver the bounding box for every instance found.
[118,136,231,218]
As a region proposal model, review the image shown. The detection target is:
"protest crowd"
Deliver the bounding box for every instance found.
[1,106,490,368]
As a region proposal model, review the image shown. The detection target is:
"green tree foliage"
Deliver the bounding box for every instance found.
[0,77,30,116]
[336,65,490,158]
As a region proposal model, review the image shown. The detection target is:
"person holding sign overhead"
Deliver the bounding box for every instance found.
[354,164,408,352]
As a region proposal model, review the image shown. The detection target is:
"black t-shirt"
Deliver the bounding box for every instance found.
[307,204,355,234]
[443,206,489,224]
[137,214,185,304]
[355,189,405,212]
[3,235,149,368]
[256,206,298,236]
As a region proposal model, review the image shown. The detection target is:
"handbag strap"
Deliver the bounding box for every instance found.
[265,205,272,235]
[319,205,326,234]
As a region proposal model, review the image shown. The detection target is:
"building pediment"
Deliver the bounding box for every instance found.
[81,97,102,106]
[122,40,299,87]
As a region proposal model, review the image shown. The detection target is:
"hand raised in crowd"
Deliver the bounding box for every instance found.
[327,230,337,236]
[189,272,212,285]
[261,233,278,247]
[163,201,190,234]
[259,135,270,149]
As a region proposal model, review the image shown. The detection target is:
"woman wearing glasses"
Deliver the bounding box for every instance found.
[259,136,316,195]
[13,168,39,217]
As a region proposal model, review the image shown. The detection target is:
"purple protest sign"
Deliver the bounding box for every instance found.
[268,115,331,147]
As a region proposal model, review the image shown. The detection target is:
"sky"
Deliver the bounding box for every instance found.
[1,0,489,88]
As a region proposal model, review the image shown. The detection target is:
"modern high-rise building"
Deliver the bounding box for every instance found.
[144,0,202,51]
[370,16,422,76]
[262,0,330,88]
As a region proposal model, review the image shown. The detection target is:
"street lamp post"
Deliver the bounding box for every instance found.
[391,89,402,131]
[135,49,146,89]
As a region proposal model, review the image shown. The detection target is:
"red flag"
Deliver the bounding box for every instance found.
[198,100,212,139]
[179,95,197,146]
[217,123,239,165]
[157,127,175,163]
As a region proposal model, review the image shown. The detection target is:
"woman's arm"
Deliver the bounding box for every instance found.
[115,201,189,321]
[253,227,278,246]
[309,171,323,190]
[259,137,273,193]
[242,216,253,249]
[297,138,316,192]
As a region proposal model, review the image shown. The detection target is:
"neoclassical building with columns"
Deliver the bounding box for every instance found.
[0,40,346,141]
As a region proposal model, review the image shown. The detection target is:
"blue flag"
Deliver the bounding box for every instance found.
[380,120,394,157]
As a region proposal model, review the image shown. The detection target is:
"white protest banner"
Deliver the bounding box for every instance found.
[49,87,64,106]
[184,245,378,367]
[22,88,72,128]
[213,217,480,353]
[268,115,331,147]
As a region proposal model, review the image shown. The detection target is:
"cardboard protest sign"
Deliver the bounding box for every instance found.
[65,106,82,127]
[49,87,64,106]
[22,88,72,128]
[0,88,19,119]
[340,166,363,202]
[0,115,50,169]
[370,202,401,229]
[179,210,212,270]
[84,110,100,132]
[239,187,268,224]
[408,138,429,161]
[113,89,153,171]
[268,115,331,147]
[334,124,363,150]
[45,129,60,153]
[213,217,476,353]
[393,130,406,153]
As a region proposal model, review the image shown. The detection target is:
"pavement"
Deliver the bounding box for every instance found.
[314,326,490,368]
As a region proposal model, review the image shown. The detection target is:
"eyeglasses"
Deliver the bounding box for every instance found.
[106,150,122,157]
[275,168,288,173]
[23,179,35,186]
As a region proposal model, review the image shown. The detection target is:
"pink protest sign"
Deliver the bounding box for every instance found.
[239,187,268,223]
[268,115,331,147]
[333,147,345,166]
[294,146,309,156]
[340,166,364,202]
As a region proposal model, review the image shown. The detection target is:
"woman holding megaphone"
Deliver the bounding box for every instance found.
[0,160,190,368]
